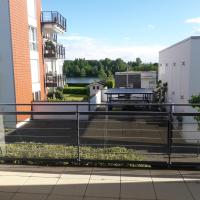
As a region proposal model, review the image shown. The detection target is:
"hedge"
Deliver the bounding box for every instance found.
[0,143,143,166]
[63,87,88,95]
[67,83,89,87]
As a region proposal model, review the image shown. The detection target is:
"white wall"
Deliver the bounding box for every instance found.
[159,37,200,144]
[89,84,104,96]
[101,89,108,102]
[56,59,64,75]
[159,38,191,108]
[32,102,89,120]
[90,90,102,111]
[189,39,200,97]
[141,78,156,89]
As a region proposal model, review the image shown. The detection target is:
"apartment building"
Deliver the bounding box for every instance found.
[159,36,200,106]
[115,71,157,89]
[42,11,66,89]
[0,0,66,125]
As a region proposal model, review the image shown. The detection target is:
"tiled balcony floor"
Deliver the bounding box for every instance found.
[0,165,199,200]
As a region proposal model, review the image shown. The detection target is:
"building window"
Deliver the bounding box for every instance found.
[27,0,36,18]
[182,61,185,66]
[93,86,95,90]
[173,62,176,67]
[29,26,38,51]
[97,86,99,90]
[30,59,40,83]
[33,91,41,101]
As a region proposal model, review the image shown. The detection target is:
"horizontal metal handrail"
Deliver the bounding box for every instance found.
[1,103,200,106]
[0,111,169,116]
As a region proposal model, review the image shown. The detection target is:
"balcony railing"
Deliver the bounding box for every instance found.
[45,73,63,87]
[1,103,200,168]
[41,11,67,32]
[43,32,57,43]
[44,41,65,59]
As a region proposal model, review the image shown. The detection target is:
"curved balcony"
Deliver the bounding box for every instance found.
[41,11,67,32]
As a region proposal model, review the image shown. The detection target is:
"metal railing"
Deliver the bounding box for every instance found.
[44,42,65,59]
[0,103,200,167]
[45,73,64,87]
[43,32,57,43]
[41,11,67,32]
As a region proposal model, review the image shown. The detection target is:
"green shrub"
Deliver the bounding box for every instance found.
[1,143,143,164]
[106,79,115,88]
[56,87,63,92]
[47,91,54,99]
[55,90,64,100]
[67,83,89,87]
[63,87,88,95]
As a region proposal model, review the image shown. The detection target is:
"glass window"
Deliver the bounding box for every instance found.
[33,91,41,101]
[29,26,38,51]
[27,0,36,18]
[30,59,40,83]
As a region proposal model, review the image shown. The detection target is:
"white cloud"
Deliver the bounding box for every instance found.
[147,24,155,29]
[60,34,165,62]
[194,28,200,34]
[185,17,200,24]
[123,37,131,41]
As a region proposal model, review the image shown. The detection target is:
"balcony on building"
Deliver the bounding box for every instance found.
[41,11,67,33]
[45,72,63,87]
[44,41,65,59]
[43,32,57,43]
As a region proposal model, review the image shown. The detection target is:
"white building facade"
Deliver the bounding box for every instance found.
[159,36,200,143]
[159,36,200,106]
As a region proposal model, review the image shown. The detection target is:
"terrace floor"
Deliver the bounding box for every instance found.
[0,165,200,200]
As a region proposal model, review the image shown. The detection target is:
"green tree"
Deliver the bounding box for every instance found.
[189,94,200,129]
[80,68,86,77]
[98,66,107,81]
[136,57,142,66]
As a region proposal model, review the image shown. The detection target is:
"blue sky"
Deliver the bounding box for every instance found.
[42,0,200,62]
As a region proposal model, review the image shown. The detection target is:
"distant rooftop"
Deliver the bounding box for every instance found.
[115,71,157,78]
[105,88,154,95]
[160,36,200,53]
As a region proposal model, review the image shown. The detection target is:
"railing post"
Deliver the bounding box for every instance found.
[76,105,80,165]
[167,104,173,167]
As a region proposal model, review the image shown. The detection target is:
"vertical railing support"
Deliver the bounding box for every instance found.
[167,104,173,167]
[76,105,80,165]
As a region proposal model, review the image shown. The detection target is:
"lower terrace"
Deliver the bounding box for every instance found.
[0,165,199,200]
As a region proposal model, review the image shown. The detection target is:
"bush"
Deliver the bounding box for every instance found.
[67,83,88,87]
[55,90,64,100]
[1,143,143,166]
[106,79,115,88]
[47,91,54,99]
[56,87,63,92]
[63,87,88,95]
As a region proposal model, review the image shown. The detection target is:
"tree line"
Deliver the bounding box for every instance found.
[63,58,158,80]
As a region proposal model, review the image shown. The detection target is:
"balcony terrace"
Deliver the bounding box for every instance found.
[41,11,67,32]
[45,72,63,87]
[0,165,199,200]
[44,41,65,59]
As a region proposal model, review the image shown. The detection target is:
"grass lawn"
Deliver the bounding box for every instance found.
[63,94,88,101]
